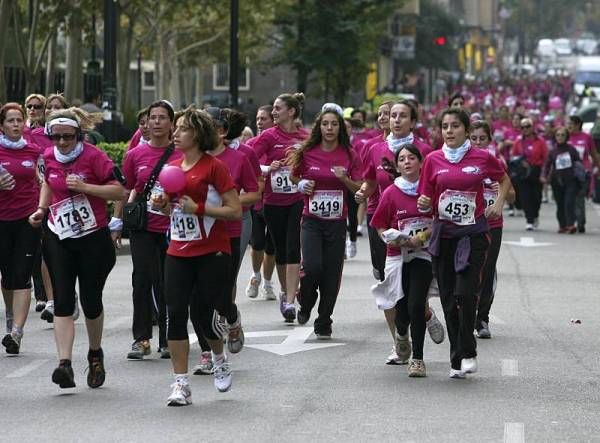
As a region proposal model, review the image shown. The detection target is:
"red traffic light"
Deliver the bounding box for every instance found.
[433,36,447,46]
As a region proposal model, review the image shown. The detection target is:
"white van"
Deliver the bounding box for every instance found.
[574,56,600,96]
[537,39,555,59]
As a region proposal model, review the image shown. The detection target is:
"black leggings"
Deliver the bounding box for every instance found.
[433,233,489,370]
[552,178,578,228]
[250,208,275,254]
[43,227,115,319]
[395,258,433,360]
[264,201,303,265]
[476,227,502,326]
[129,230,168,348]
[516,166,542,224]
[346,191,358,242]
[299,217,346,333]
[0,218,41,290]
[366,213,386,281]
[165,252,231,341]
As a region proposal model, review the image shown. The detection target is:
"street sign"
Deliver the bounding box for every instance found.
[392,36,415,60]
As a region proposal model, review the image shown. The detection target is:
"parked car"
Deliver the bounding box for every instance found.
[554,38,573,56]
[537,38,555,59]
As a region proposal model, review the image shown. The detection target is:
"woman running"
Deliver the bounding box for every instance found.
[0,103,42,354]
[370,144,432,377]
[252,93,309,322]
[470,120,515,338]
[150,108,241,406]
[29,108,123,389]
[288,103,361,338]
[121,100,181,360]
[417,108,510,379]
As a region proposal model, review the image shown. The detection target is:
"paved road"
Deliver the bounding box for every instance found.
[2,202,600,442]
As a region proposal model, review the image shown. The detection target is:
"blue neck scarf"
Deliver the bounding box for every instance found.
[0,135,27,150]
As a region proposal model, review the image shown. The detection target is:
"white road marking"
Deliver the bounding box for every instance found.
[504,422,525,443]
[6,359,49,378]
[501,359,519,376]
[489,314,506,325]
[503,237,553,247]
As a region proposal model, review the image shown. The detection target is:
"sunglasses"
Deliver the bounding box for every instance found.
[48,133,77,141]
[520,125,532,129]
[26,104,43,110]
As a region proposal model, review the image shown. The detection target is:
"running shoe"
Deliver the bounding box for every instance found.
[282,303,296,323]
[567,225,577,234]
[167,381,192,406]
[52,365,76,388]
[127,340,151,360]
[476,321,491,339]
[262,285,276,300]
[461,357,477,374]
[557,227,568,233]
[246,277,260,299]
[578,225,586,233]
[395,334,411,364]
[345,240,357,259]
[315,330,331,340]
[41,301,54,323]
[213,359,232,392]
[73,294,80,321]
[385,348,403,365]
[227,311,244,354]
[426,308,445,344]
[525,223,534,231]
[35,300,46,312]
[297,308,310,325]
[193,351,214,375]
[449,368,466,379]
[356,225,364,237]
[278,292,287,315]
[508,209,515,217]
[158,347,171,359]
[408,359,426,377]
[2,332,21,355]
[87,356,106,388]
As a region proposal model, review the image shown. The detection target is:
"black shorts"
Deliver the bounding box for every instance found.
[0,218,41,290]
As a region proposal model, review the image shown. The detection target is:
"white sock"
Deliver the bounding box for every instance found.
[174,373,189,385]
[212,352,225,365]
[46,300,54,307]
[263,279,272,288]
[252,272,261,282]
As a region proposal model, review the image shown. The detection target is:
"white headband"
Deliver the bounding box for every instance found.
[46,117,80,135]
[321,103,344,117]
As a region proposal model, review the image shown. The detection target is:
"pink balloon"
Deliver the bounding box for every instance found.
[158,166,186,193]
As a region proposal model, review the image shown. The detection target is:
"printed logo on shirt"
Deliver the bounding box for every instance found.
[461,166,482,175]
[435,169,449,175]
[274,144,285,149]
[396,209,407,216]
[137,165,148,172]
[309,166,320,171]
[21,160,34,168]
[1,162,9,166]
[49,173,58,178]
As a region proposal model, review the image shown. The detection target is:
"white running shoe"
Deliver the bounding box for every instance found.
[167,381,192,406]
[193,351,214,375]
[213,359,232,393]
[345,240,357,259]
[395,334,411,364]
[245,277,260,299]
[525,223,534,231]
[262,285,276,300]
[73,294,80,321]
[385,348,403,365]
[449,368,466,379]
[41,301,54,323]
[461,357,477,374]
[426,308,445,344]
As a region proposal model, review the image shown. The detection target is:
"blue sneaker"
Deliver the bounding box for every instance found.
[282,303,296,323]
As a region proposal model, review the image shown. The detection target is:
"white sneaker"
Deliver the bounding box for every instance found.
[525,223,534,231]
[385,348,403,365]
[41,301,54,323]
[245,277,260,299]
[426,308,445,344]
[262,285,276,300]
[461,357,477,374]
[449,368,466,379]
[72,294,80,321]
[213,359,232,393]
[167,381,192,406]
[395,334,411,364]
[345,240,357,259]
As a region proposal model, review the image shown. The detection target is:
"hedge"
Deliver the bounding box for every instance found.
[98,142,128,167]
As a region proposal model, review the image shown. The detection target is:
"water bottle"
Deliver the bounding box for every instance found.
[0,164,14,190]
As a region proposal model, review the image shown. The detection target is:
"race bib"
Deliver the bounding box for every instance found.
[397,216,432,250]
[309,190,344,219]
[49,194,97,239]
[555,152,572,170]
[147,182,167,215]
[271,167,298,194]
[170,211,202,241]
[483,188,497,208]
[438,189,477,225]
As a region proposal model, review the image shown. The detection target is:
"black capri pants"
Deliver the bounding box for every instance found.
[165,252,231,341]
[263,201,303,265]
[250,208,275,255]
[42,227,116,319]
[366,213,387,281]
[0,218,41,290]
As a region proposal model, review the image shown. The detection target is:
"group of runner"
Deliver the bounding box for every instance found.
[0,78,597,404]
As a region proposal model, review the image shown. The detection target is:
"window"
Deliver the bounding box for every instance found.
[143,71,155,90]
[212,61,250,91]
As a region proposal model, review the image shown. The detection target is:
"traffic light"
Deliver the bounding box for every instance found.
[433,36,447,46]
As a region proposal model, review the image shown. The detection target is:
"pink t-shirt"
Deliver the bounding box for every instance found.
[236,143,261,178]
[252,125,308,206]
[24,127,54,151]
[418,148,505,225]
[44,143,115,233]
[361,134,385,215]
[128,129,142,151]
[364,136,433,211]
[122,144,183,233]
[0,143,42,221]
[215,147,259,237]
[293,145,361,221]
[370,184,433,257]
[569,132,595,171]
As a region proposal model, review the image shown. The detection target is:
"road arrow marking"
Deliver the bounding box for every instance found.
[503,236,553,247]
[245,327,346,356]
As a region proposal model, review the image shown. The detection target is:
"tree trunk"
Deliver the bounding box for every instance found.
[158,32,171,100]
[0,0,11,103]
[194,66,204,107]
[166,37,179,106]
[118,13,135,112]
[45,32,57,95]
[65,11,83,102]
